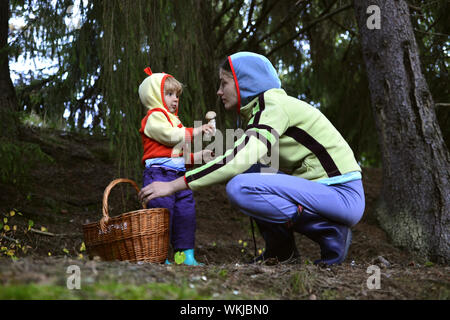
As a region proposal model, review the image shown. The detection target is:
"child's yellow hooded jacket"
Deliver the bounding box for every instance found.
[138,71,194,164]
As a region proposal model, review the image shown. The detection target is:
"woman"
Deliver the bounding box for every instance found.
[139,52,365,265]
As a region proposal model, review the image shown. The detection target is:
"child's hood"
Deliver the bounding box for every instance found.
[227,52,281,114]
[138,68,178,115]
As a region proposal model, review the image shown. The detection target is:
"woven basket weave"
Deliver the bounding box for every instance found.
[82,178,169,263]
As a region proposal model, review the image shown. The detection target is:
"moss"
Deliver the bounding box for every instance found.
[0,138,53,187]
[0,281,211,300]
[288,270,317,297]
[320,289,340,300]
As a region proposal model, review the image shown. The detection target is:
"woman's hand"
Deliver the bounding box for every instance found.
[193,124,214,137]
[138,176,188,205]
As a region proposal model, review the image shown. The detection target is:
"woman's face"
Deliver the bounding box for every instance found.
[217,69,238,111]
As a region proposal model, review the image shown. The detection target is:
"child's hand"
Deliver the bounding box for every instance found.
[139,177,187,204]
[202,123,215,135]
[202,149,215,163]
[139,181,174,204]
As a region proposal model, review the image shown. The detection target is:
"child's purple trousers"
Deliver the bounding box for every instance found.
[143,166,196,250]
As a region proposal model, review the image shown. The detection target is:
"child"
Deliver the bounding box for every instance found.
[138,67,213,265]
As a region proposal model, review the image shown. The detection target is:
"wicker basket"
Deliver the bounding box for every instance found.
[82,178,169,263]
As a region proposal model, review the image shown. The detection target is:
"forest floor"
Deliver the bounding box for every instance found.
[0,127,448,300]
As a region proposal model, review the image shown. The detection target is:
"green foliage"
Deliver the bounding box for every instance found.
[0,138,53,186]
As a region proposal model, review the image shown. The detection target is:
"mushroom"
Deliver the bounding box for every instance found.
[205,111,216,123]
[205,111,216,138]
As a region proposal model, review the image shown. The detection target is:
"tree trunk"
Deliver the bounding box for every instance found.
[0,0,19,139]
[353,0,450,263]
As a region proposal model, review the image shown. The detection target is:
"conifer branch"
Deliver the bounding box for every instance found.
[267,3,353,57]
[212,0,233,29]
[254,1,310,47]
[226,0,277,53]
[215,0,245,46]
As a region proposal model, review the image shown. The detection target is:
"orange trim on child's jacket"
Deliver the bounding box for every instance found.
[140,108,194,164]
[160,74,179,116]
[140,109,179,164]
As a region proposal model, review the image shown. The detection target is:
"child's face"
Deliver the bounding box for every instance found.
[164,90,179,113]
[217,69,238,111]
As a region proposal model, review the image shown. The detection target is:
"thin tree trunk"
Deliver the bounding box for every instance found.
[0,0,19,138]
[354,0,450,263]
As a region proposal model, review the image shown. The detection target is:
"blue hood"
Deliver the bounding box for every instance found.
[228,52,281,113]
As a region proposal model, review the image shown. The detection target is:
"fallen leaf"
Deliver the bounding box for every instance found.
[174,251,186,265]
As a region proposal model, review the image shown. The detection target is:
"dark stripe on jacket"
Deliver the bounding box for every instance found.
[284,127,341,177]
[252,93,265,125]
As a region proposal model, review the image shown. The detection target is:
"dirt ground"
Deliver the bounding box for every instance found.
[0,128,448,300]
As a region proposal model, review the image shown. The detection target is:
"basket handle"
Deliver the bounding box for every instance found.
[100,178,146,232]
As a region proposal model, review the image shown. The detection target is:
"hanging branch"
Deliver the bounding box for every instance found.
[413,28,450,37]
[226,0,277,53]
[215,0,245,45]
[254,0,310,47]
[18,73,60,91]
[267,3,353,57]
[212,0,233,29]
[341,34,355,62]
[244,0,257,31]
[73,75,101,120]
[328,17,357,37]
